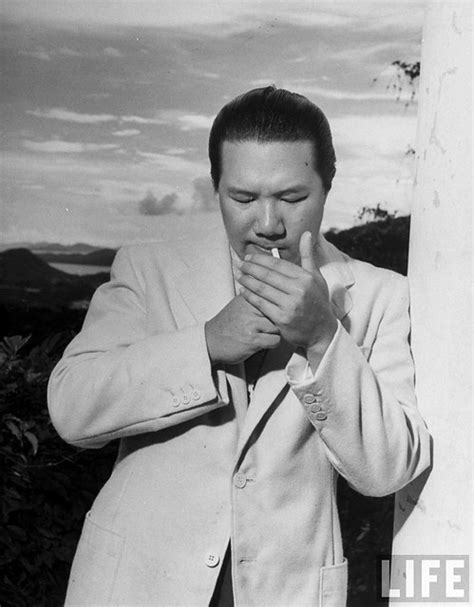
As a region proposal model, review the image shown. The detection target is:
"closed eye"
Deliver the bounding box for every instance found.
[281,195,308,203]
[231,195,254,203]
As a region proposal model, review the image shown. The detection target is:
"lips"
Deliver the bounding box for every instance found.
[251,244,283,254]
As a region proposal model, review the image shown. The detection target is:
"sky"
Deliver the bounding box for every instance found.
[1,0,424,247]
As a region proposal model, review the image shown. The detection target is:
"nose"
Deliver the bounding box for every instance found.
[253,199,285,239]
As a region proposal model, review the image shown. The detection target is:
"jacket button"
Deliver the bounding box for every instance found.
[172,397,180,408]
[315,411,328,421]
[192,390,200,400]
[233,473,247,489]
[182,394,190,405]
[303,393,316,404]
[310,404,322,413]
[204,553,220,568]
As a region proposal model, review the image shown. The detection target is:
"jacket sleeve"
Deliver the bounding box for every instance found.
[47,247,230,449]
[286,274,431,497]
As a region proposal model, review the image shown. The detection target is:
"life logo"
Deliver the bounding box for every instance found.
[376,555,470,602]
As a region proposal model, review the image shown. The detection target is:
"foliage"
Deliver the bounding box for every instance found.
[373,59,420,106]
[392,60,420,84]
[325,214,410,276]
[356,203,397,224]
[0,330,117,606]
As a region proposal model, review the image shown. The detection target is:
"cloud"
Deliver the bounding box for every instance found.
[136,178,215,216]
[138,190,179,215]
[103,46,123,58]
[191,175,216,212]
[27,107,117,124]
[57,46,84,57]
[23,140,120,153]
[330,114,417,159]
[250,77,415,103]
[121,115,166,125]
[165,148,187,155]
[136,151,208,175]
[21,49,51,61]
[3,1,424,33]
[26,107,213,131]
[176,113,214,131]
[122,111,213,130]
[112,129,140,137]
[20,184,46,191]
[20,46,86,60]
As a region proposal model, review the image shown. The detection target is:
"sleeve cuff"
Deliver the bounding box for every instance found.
[286,321,343,388]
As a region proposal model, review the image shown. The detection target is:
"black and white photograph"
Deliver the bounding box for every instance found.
[1,1,471,606]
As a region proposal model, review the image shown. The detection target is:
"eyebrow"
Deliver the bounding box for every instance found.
[227,185,308,197]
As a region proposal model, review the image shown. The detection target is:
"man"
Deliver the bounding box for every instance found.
[48,86,431,606]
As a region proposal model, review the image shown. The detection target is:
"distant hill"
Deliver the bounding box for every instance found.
[30,242,100,255]
[0,248,77,286]
[38,248,117,266]
[0,242,101,255]
[0,248,109,309]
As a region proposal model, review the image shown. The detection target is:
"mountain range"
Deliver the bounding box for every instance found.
[0,248,109,309]
[0,242,117,266]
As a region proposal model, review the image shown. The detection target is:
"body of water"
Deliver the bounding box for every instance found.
[49,262,110,275]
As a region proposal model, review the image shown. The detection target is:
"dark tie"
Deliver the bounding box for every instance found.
[244,349,267,398]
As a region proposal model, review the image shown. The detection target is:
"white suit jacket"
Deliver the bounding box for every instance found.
[48,226,431,607]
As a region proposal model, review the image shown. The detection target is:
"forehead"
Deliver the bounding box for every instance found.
[220,140,319,188]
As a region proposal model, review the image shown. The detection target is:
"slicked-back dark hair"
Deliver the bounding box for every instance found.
[208,86,336,192]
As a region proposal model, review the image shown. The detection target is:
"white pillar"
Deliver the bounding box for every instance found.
[391,1,472,605]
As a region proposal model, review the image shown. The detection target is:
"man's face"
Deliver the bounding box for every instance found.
[217,140,327,264]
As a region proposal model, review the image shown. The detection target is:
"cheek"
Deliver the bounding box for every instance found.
[287,208,317,232]
[220,204,248,239]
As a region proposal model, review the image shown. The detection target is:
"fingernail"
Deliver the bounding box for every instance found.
[244,254,251,261]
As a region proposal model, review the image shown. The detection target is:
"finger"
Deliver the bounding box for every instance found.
[258,333,281,350]
[243,253,301,279]
[240,287,281,325]
[239,273,287,306]
[299,231,316,273]
[240,260,291,293]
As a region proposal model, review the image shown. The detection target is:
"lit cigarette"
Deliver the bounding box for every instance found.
[271,248,280,258]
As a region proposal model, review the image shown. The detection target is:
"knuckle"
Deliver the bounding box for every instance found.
[268,334,281,348]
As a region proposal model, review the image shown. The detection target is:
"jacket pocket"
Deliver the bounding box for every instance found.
[65,512,124,606]
[319,557,348,607]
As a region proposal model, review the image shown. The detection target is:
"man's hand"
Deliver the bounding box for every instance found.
[238,232,337,352]
[205,294,280,365]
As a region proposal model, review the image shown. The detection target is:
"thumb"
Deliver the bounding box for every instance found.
[299,231,316,272]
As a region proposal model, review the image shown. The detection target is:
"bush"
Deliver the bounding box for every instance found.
[0,332,116,606]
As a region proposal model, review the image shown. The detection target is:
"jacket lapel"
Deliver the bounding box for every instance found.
[318,235,354,321]
[174,226,235,323]
[174,225,249,428]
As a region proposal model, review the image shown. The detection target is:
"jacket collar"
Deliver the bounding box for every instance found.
[317,234,354,320]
